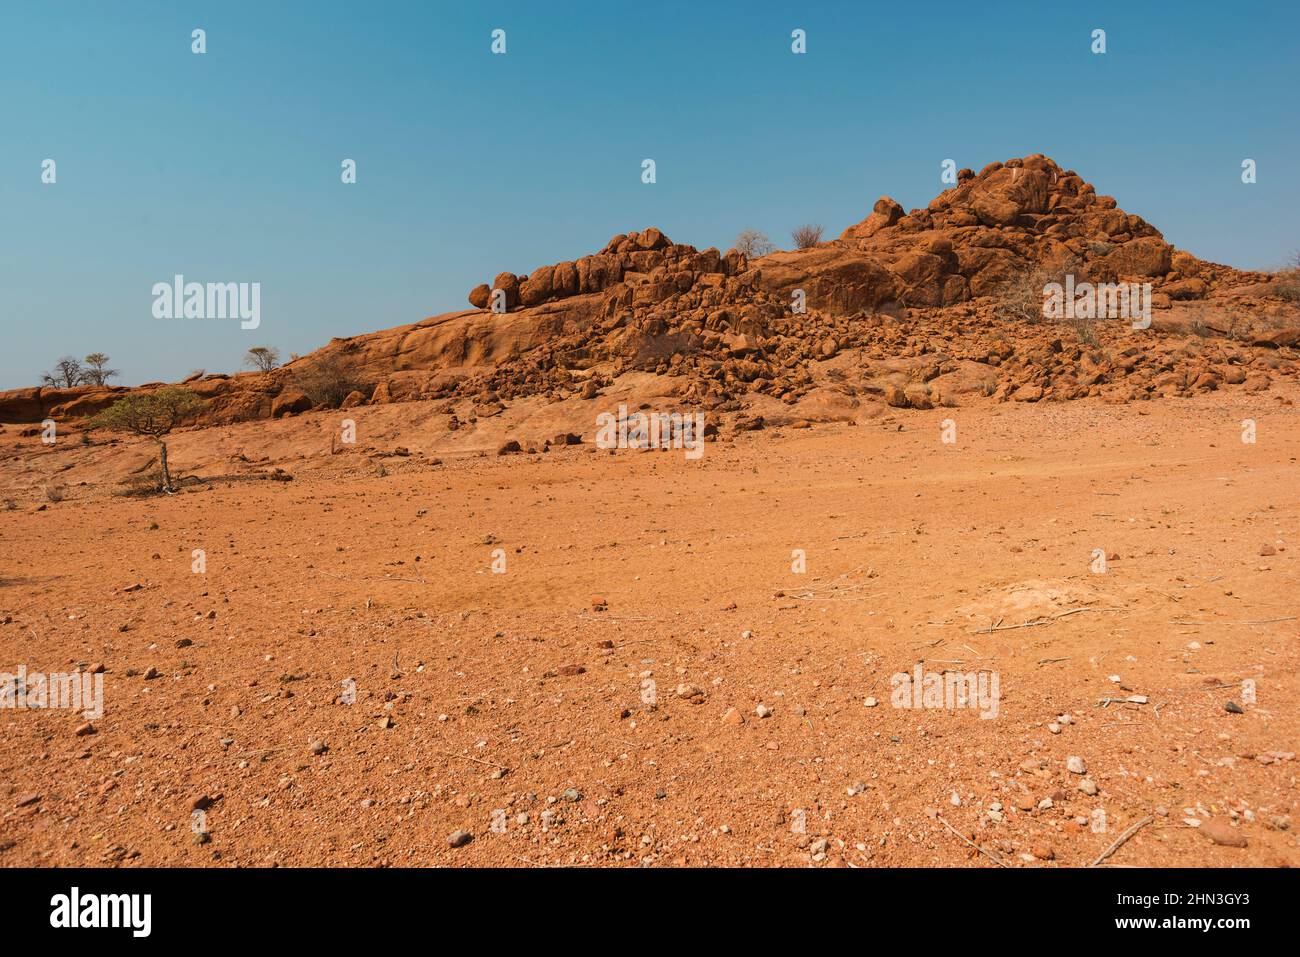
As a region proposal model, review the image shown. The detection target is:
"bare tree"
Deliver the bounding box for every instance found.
[244,346,281,373]
[733,230,775,258]
[41,356,84,389]
[82,353,119,386]
[791,224,824,249]
[90,387,203,493]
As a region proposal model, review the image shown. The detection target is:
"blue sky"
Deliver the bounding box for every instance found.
[2,0,1297,389]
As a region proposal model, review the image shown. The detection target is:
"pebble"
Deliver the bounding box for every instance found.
[309,740,327,755]
[1199,818,1247,847]
[447,829,472,847]
[755,703,772,719]
[562,788,582,803]
[1066,756,1087,774]
[721,707,744,726]
[1048,723,1061,734]
[950,792,961,807]
[863,697,878,708]
[1078,779,1098,796]
[1224,700,1244,714]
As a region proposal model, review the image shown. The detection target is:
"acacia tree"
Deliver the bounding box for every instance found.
[733,230,775,258]
[244,346,281,372]
[90,387,203,492]
[82,353,119,385]
[41,356,84,388]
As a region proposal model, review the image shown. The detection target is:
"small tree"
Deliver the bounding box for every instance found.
[733,229,775,258]
[90,387,203,493]
[244,346,281,372]
[82,353,119,386]
[41,356,84,389]
[791,224,824,249]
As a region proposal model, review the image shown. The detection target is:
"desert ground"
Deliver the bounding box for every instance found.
[1,384,1296,867]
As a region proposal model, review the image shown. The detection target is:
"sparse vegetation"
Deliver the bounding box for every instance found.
[791,224,824,249]
[293,355,370,409]
[992,264,1062,324]
[41,356,85,389]
[733,230,775,259]
[244,346,281,372]
[1275,251,1300,301]
[90,387,203,493]
[81,353,118,386]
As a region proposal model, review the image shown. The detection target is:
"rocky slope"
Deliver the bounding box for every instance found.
[3,153,1297,430]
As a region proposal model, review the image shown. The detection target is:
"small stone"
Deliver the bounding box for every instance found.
[190,794,216,812]
[1259,543,1276,556]
[755,703,773,719]
[1048,723,1061,734]
[863,697,878,708]
[1030,843,1055,860]
[675,683,703,700]
[1224,700,1244,714]
[143,666,160,680]
[1078,779,1098,796]
[741,630,753,639]
[377,715,393,729]
[1199,818,1247,847]
[309,740,327,755]
[15,794,40,808]
[1066,756,1087,774]
[1037,798,1054,810]
[720,707,744,727]
[562,788,582,803]
[950,792,961,807]
[74,722,96,736]
[447,829,473,848]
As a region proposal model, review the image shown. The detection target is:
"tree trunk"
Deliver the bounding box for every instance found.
[159,440,172,492]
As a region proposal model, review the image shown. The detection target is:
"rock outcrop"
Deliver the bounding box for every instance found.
[3,154,1295,427]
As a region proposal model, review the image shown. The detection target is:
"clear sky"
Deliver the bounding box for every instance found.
[2,0,1297,389]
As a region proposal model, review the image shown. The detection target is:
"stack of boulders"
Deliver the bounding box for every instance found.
[5,155,1295,428]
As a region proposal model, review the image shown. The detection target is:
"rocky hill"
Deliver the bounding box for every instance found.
[4,153,1297,430]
